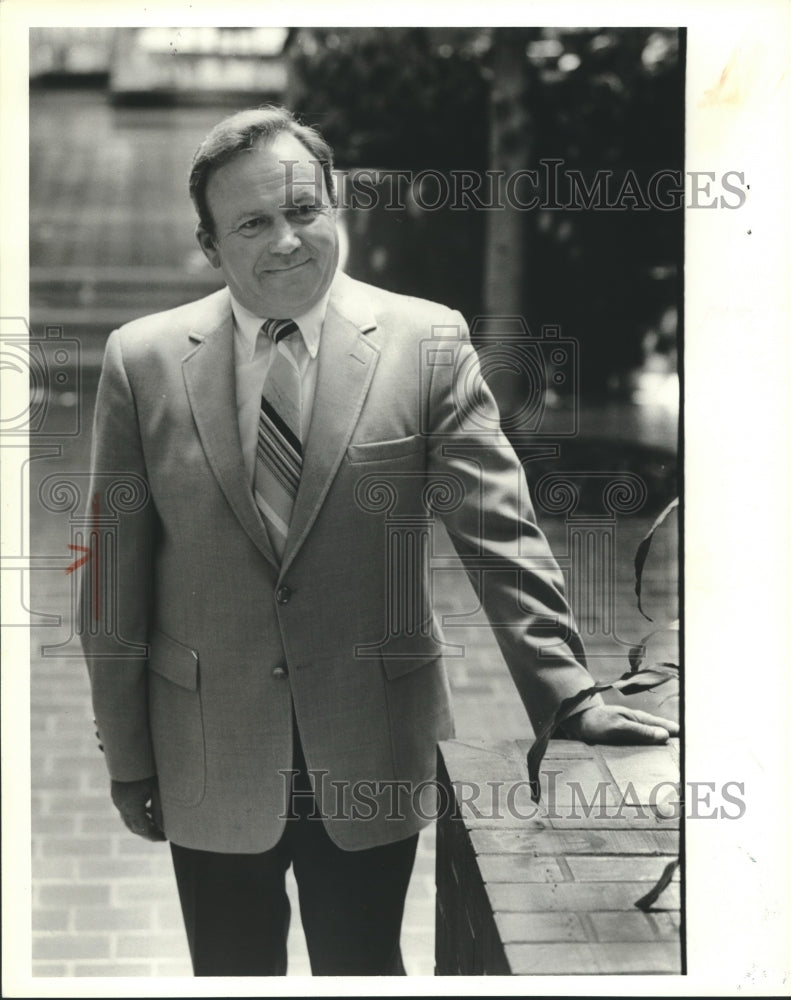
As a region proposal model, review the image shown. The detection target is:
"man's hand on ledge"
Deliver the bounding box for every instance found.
[111,776,166,841]
[561,704,680,745]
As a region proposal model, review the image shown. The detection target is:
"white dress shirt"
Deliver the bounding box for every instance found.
[231,284,333,486]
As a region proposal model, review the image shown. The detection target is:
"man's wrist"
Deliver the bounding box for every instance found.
[555,690,604,738]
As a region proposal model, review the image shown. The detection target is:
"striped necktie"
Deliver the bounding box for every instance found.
[253,318,303,560]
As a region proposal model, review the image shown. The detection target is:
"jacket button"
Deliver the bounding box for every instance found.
[276,586,292,604]
[272,665,288,678]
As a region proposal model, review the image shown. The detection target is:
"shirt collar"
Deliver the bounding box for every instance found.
[230,278,335,364]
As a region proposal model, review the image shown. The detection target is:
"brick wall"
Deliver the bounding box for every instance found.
[435,738,681,975]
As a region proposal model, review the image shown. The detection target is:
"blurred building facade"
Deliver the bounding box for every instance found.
[31,27,290,103]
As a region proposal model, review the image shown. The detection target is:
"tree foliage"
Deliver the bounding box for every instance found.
[289,27,489,170]
[288,27,682,395]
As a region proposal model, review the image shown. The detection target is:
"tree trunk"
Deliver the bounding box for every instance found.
[481,29,534,422]
[483,28,533,317]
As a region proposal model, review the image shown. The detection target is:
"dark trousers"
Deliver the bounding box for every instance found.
[169,724,419,976]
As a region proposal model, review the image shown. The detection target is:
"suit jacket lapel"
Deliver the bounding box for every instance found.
[280,275,379,576]
[182,292,279,570]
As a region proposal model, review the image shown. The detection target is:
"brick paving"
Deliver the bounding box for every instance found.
[27,89,678,978]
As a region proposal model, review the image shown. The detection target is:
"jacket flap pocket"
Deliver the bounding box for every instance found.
[380,651,441,681]
[148,629,199,691]
[347,434,421,464]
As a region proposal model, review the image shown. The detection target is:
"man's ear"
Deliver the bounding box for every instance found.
[196,225,222,269]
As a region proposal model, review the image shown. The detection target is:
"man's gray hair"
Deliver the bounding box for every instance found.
[189,105,337,235]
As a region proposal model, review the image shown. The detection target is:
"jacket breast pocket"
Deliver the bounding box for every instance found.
[346,434,422,464]
[147,628,206,807]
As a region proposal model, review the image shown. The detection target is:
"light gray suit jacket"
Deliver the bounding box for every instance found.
[81,272,597,852]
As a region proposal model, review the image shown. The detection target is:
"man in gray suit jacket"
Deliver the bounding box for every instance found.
[81,107,678,976]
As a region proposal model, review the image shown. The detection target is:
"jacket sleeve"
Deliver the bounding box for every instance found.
[79,329,157,781]
[426,310,603,736]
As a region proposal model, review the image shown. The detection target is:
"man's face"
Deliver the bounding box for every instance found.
[197,133,339,318]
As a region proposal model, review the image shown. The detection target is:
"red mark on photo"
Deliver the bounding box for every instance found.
[65,491,102,621]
